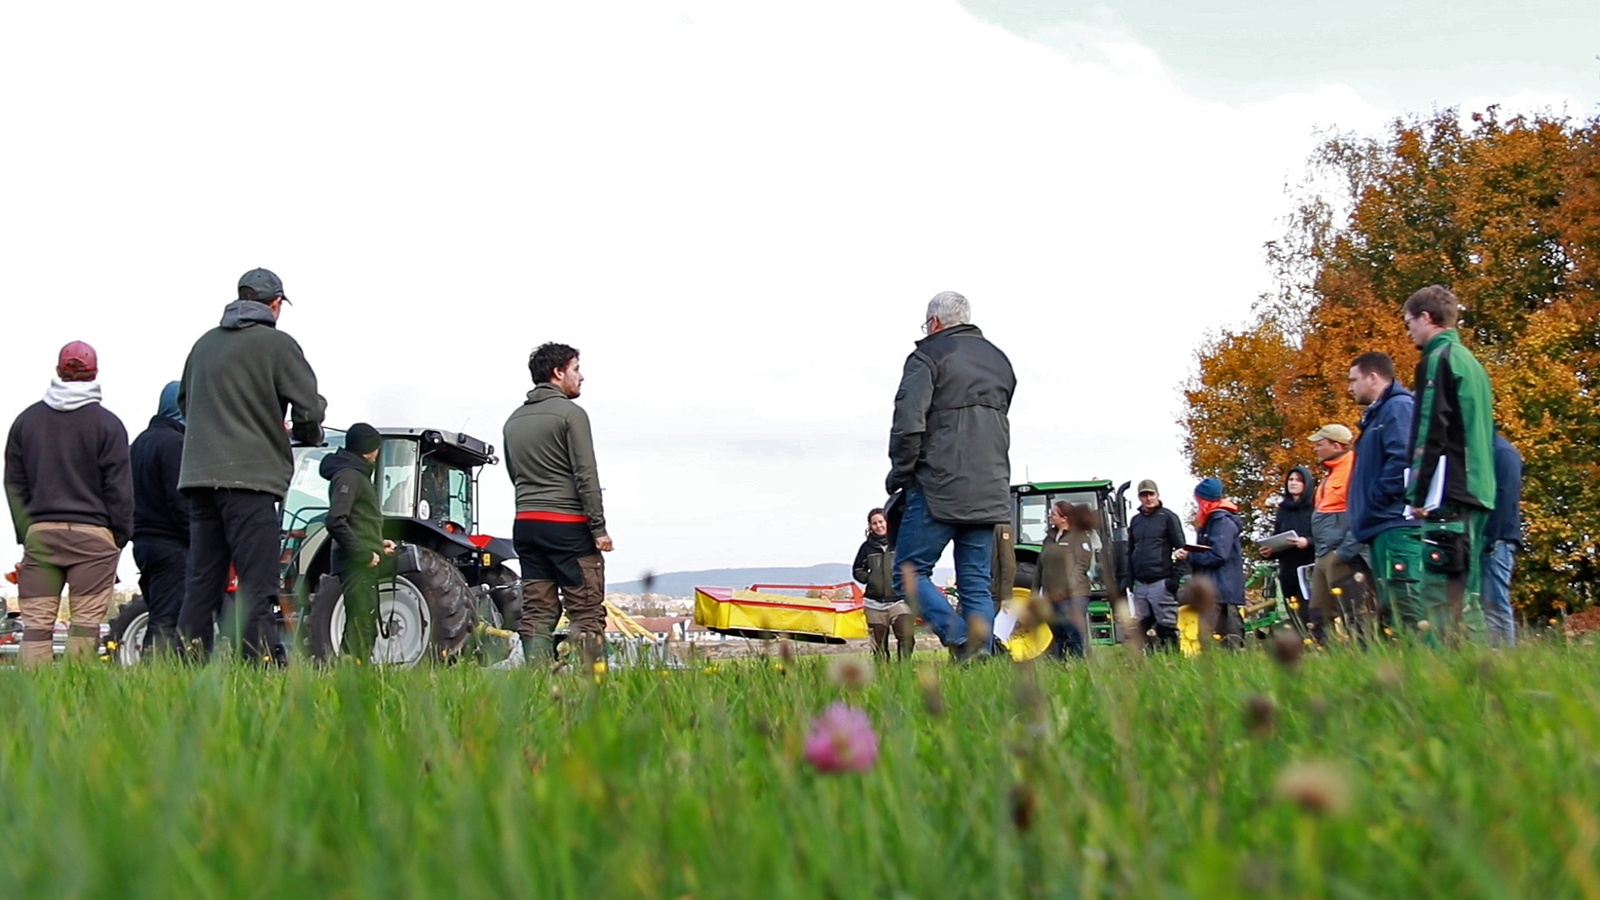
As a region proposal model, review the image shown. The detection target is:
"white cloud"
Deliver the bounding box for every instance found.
[0,0,1580,591]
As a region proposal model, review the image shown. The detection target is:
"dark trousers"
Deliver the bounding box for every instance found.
[133,539,187,655]
[1048,596,1090,659]
[1201,604,1245,650]
[178,489,282,663]
[336,563,381,660]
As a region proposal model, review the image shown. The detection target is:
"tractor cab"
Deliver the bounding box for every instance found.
[1009,479,1131,646]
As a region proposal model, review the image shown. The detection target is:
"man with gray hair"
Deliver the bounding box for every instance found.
[887,291,1016,661]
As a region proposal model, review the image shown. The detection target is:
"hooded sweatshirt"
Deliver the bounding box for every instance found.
[1271,465,1317,574]
[177,300,326,497]
[130,381,190,547]
[320,448,383,574]
[502,382,607,535]
[5,380,134,546]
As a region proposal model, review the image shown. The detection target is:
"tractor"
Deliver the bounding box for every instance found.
[105,427,522,667]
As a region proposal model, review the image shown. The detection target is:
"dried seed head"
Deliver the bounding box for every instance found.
[1244,693,1276,739]
[1187,575,1219,615]
[1270,629,1303,671]
[916,664,945,717]
[826,655,874,690]
[1009,782,1037,832]
[1275,760,1352,816]
[1416,619,1432,632]
[777,637,795,664]
[1374,661,1403,689]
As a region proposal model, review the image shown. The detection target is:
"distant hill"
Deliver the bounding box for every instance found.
[610,564,955,598]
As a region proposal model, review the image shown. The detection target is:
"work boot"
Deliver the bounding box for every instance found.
[521,634,555,666]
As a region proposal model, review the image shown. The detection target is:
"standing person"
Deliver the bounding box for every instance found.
[128,381,189,656]
[1039,501,1095,659]
[504,342,612,667]
[1481,430,1523,647]
[318,423,395,662]
[991,521,1017,618]
[852,508,913,660]
[176,268,326,664]
[1177,478,1245,648]
[1403,285,1496,641]
[4,342,133,664]
[887,291,1017,662]
[1261,466,1318,639]
[1123,479,1186,651]
[1346,353,1418,632]
[1307,425,1369,641]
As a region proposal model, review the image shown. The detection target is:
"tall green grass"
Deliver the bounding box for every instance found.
[1,641,1597,899]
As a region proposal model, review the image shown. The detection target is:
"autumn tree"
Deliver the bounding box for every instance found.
[1183,108,1600,615]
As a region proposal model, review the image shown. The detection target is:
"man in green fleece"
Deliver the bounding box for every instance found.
[1402,285,1495,643]
[503,342,611,667]
[176,268,326,663]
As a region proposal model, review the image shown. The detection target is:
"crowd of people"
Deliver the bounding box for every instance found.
[858,285,1525,659]
[4,269,613,667]
[7,276,1524,669]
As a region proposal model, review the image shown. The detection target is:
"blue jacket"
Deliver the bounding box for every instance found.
[1485,434,1523,548]
[1349,380,1415,543]
[1189,506,1245,607]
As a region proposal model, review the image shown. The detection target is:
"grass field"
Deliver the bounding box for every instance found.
[2,640,1598,899]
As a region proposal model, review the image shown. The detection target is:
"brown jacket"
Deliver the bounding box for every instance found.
[1038,526,1092,602]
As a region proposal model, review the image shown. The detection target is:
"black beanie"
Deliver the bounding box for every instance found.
[346,423,382,455]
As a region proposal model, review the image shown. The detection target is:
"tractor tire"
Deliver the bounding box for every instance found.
[468,565,521,666]
[306,547,475,667]
[105,596,150,666]
[1014,561,1038,592]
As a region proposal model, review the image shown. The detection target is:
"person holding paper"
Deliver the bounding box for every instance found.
[1403,286,1496,642]
[1262,465,1317,637]
[1176,478,1245,649]
[1307,424,1369,642]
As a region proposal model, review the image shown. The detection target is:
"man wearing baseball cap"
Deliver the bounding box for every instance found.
[4,342,134,665]
[1123,478,1187,651]
[1307,422,1371,640]
[175,268,325,664]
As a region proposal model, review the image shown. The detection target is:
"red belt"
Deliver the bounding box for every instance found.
[515,511,588,523]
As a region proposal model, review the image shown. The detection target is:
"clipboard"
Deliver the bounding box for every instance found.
[1183,543,1212,553]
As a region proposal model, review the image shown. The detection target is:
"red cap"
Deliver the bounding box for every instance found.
[57,341,99,381]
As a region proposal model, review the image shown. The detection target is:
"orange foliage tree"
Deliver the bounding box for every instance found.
[1183,108,1600,615]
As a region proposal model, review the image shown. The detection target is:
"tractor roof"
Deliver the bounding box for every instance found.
[379,428,497,468]
[1013,479,1114,493]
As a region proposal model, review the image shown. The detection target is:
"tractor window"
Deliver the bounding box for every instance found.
[283,435,345,530]
[417,460,472,529]
[379,440,420,517]
[1017,495,1049,544]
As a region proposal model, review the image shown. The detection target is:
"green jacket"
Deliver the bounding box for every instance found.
[177,301,326,498]
[502,383,606,536]
[1408,330,1496,511]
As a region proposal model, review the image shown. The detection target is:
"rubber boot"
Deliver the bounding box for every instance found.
[868,623,890,660]
[522,634,554,666]
[892,614,916,661]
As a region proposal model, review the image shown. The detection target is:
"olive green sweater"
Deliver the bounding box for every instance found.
[502,384,606,536]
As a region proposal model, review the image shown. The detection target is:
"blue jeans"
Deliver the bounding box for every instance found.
[891,488,997,653]
[1480,540,1518,648]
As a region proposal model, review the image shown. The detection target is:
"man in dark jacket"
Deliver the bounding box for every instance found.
[1124,479,1187,651]
[1347,352,1418,630]
[129,381,189,655]
[1177,477,1244,648]
[4,342,134,664]
[176,268,326,663]
[888,291,1016,660]
[319,423,394,661]
[1403,285,1495,642]
[503,342,612,667]
[1481,430,1522,647]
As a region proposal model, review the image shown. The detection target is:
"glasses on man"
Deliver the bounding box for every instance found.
[920,316,936,335]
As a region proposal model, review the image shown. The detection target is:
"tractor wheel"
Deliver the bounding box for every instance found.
[306,547,475,666]
[468,565,520,665]
[105,596,150,666]
[1014,561,1038,592]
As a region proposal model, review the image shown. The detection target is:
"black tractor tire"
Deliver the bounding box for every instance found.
[467,565,521,665]
[106,596,150,666]
[1014,561,1038,592]
[306,547,475,666]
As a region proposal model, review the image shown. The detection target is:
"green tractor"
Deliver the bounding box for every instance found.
[1007,479,1131,647]
[106,427,522,667]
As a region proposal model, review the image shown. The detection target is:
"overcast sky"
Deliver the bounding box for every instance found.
[2,1,1594,592]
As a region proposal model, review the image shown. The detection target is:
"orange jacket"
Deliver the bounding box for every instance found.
[1315,451,1354,513]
